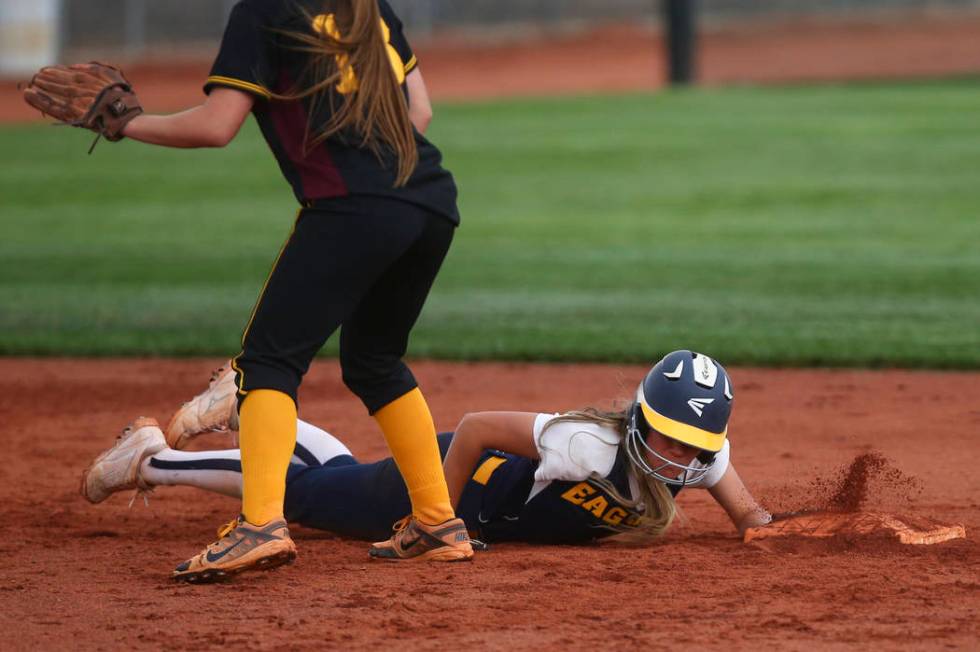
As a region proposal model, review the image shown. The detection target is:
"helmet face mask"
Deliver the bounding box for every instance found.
[624,350,733,487]
[625,401,711,487]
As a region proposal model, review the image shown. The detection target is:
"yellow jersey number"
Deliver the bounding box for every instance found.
[311,14,406,94]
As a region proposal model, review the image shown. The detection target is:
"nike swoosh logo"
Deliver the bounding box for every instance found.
[400,533,422,552]
[206,535,248,563]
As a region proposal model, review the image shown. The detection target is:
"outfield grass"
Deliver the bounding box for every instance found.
[2,80,978,366]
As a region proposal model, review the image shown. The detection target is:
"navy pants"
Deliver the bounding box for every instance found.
[284,433,486,540]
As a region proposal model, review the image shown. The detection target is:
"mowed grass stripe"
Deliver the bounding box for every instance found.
[1,80,978,366]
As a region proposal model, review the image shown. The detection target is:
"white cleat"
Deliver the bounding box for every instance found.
[164,361,239,449]
[80,417,167,504]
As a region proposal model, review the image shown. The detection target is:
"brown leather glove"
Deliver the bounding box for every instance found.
[22,61,143,151]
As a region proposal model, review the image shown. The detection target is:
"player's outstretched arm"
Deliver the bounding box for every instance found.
[122,87,254,149]
[708,463,772,536]
[442,412,540,508]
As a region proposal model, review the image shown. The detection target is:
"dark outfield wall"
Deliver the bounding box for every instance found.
[390,0,980,31]
[62,0,980,52]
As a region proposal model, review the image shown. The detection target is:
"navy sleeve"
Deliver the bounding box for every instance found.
[379,0,417,75]
[204,1,275,99]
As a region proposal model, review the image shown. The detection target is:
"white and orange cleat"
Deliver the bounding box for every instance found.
[165,361,239,449]
[80,417,166,504]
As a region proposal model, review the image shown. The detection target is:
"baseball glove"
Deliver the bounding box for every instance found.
[21,62,143,152]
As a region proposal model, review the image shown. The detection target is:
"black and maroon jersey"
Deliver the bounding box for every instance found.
[205,0,458,223]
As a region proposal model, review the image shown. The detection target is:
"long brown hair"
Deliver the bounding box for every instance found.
[543,407,678,542]
[276,0,418,185]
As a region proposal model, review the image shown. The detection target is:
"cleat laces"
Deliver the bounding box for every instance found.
[127,487,153,509]
[215,516,241,540]
[390,516,411,533]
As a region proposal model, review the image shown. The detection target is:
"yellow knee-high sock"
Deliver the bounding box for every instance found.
[374,388,455,525]
[239,389,297,526]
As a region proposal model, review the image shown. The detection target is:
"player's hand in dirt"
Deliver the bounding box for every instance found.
[736,507,773,537]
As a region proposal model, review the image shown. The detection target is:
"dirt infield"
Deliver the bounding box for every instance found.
[0,359,977,650]
[3,16,980,122]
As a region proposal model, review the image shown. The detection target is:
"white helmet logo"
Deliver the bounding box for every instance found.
[692,353,718,389]
[663,360,684,379]
[687,397,714,417]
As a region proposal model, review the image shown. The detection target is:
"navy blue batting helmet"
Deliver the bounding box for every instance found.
[625,350,734,485]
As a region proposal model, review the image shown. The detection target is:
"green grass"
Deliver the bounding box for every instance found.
[2,79,979,366]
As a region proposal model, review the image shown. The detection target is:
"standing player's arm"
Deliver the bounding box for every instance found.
[707,463,772,536]
[122,87,255,149]
[443,412,540,508]
[405,68,432,135]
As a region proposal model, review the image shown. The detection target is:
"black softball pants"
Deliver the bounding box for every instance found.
[234,196,455,413]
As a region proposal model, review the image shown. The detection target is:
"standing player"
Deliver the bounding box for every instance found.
[81,351,772,563]
[24,0,471,580]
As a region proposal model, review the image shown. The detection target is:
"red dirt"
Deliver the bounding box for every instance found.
[4,17,980,121]
[0,359,977,649]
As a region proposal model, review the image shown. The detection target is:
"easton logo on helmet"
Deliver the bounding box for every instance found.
[687,397,714,417]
